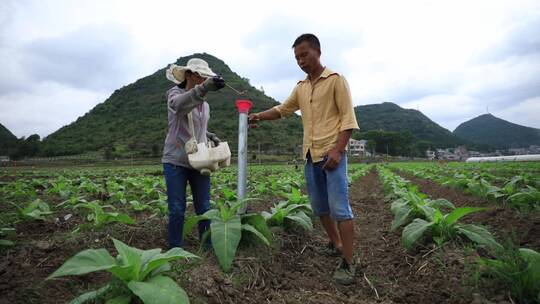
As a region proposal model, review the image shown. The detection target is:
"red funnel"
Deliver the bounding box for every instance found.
[236,99,252,113]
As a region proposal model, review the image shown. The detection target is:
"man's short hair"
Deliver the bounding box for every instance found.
[292,33,321,50]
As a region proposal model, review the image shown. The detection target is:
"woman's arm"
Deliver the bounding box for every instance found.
[167,85,206,115]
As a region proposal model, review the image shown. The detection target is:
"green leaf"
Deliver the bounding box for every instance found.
[261,211,272,221]
[508,192,531,203]
[456,224,502,251]
[426,198,455,210]
[390,205,412,232]
[140,248,162,267]
[48,249,116,279]
[105,294,132,304]
[0,239,14,246]
[419,205,438,221]
[141,247,198,280]
[444,207,486,227]
[286,201,312,214]
[390,198,407,215]
[286,211,313,230]
[128,275,189,304]
[69,284,111,304]
[183,215,206,238]
[148,263,171,278]
[242,214,272,243]
[203,209,221,221]
[402,218,434,250]
[241,224,270,246]
[519,248,540,284]
[211,217,242,272]
[26,209,53,220]
[433,236,447,247]
[290,187,302,204]
[111,213,135,225]
[230,198,257,215]
[111,238,142,281]
[222,187,237,201]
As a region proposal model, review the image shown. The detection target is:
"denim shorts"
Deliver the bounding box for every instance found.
[304,152,354,221]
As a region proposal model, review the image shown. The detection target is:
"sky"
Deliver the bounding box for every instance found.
[1,0,539,139]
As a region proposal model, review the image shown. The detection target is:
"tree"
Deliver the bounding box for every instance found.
[366,139,377,156]
[151,144,160,157]
[412,140,433,158]
[11,134,41,159]
[360,130,416,156]
[104,145,114,160]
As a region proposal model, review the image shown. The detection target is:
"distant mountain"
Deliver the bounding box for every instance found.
[354,102,467,148]
[0,123,18,155]
[42,53,303,156]
[453,114,540,149]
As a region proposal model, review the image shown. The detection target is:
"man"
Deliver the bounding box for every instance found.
[249,33,359,285]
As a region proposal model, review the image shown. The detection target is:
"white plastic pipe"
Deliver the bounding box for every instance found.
[236,100,252,213]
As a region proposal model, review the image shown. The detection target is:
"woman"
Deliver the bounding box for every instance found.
[162,58,225,248]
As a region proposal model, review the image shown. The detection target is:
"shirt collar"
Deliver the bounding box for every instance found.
[299,67,337,84]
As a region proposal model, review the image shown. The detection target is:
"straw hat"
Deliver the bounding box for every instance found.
[165,58,217,84]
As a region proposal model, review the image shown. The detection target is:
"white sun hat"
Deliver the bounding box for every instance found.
[165,58,217,84]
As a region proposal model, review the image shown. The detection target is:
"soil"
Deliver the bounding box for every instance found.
[0,170,518,304]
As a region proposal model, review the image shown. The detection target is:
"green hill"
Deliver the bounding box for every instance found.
[453,114,540,149]
[354,102,466,148]
[40,54,505,158]
[0,123,18,156]
[42,53,303,157]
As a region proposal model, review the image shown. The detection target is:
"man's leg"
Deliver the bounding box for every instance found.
[327,152,355,258]
[327,152,357,284]
[319,214,342,251]
[337,219,355,264]
[304,153,342,249]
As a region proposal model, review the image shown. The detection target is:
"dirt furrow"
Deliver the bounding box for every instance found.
[350,170,483,304]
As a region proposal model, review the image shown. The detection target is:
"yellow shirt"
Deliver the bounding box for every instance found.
[274,68,359,162]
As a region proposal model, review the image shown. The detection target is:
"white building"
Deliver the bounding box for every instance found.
[348,139,370,156]
[426,150,436,160]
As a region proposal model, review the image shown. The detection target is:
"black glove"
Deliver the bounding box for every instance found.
[203,76,225,92]
[206,131,221,146]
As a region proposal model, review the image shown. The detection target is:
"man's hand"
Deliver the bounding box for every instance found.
[248,108,281,128]
[322,148,342,170]
[203,76,225,92]
[248,113,261,128]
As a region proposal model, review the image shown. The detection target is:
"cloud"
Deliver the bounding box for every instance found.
[231,15,362,101]
[493,97,540,129]
[1,0,539,140]
[476,11,540,63]
[401,94,483,131]
[0,21,143,138]
[20,24,138,91]
[0,82,107,138]
[344,2,540,131]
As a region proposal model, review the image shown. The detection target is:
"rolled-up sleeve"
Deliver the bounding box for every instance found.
[274,86,300,118]
[335,76,359,131]
[167,85,205,115]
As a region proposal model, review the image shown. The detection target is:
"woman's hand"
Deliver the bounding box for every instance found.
[207,132,221,146]
[203,76,225,91]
